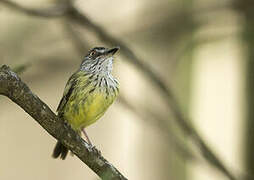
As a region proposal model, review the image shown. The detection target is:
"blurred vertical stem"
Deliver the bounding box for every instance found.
[173,1,197,180]
[176,32,196,180]
[234,1,254,179]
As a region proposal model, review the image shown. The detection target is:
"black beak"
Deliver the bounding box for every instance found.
[106,46,120,55]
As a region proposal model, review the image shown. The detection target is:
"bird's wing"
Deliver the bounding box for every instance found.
[56,73,77,113]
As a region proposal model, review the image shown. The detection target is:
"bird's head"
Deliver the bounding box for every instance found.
[80,46,119,74]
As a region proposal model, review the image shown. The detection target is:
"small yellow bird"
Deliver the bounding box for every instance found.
[52,47,120,159]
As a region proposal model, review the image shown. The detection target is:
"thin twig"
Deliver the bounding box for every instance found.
[0,0,68,17]
[0,65,127,180]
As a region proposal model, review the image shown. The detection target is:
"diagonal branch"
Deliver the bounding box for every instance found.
[0,65,127,180]
[0,0,68,17]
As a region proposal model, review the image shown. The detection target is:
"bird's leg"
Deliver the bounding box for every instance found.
[82,128,101,155]
[82,128,92,145]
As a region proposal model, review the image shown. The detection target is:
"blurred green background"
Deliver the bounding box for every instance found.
[0,0,253,179]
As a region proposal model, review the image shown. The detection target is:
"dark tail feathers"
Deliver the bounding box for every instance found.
[52,141,68,160]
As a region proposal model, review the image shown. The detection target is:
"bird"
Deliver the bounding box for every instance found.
[52,46,120,160]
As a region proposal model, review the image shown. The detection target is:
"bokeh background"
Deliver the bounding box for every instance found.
[0,0,253,179]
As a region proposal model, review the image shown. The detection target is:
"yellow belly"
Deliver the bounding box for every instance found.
[63,89,116,131]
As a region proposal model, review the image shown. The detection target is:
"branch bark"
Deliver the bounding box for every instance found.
[0,65,127,180]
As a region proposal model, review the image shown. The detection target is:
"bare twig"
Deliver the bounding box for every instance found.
[0,0,68,17]
[0,1,238,179]
[0,65,127,180]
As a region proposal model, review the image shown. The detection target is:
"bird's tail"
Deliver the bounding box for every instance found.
[52,141,68,160]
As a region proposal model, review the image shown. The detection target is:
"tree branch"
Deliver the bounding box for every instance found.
[0,0,68,17]
[0,65,127,180]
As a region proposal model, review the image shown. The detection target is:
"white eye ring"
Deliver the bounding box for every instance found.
[90,51,96,56]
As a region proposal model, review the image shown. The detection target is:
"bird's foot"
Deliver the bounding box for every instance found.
[89,144,101,156]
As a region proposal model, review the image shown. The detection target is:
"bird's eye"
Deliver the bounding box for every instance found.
[90,51,96,56]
